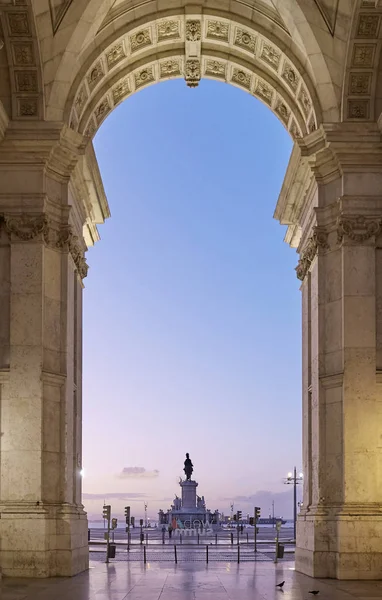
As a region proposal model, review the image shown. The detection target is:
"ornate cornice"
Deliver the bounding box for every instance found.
[0,214,88,279]
[337,215,381,244]
[295,226,329,281]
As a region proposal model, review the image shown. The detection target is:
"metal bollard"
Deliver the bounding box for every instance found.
[174,545,178,564]
[180,534,182,545]
[238,545,240,564]
[231,532,233,545]
[162,532,165,545]
[215,534,217,545]
[146,533,148,545]
[197,534,200,545]
[206,545,209,564]
[144,545,147,564]
[246,533,249,544]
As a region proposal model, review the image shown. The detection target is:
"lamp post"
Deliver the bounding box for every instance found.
[283,467,303,541]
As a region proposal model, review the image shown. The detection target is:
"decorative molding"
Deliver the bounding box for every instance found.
[337,215,381,244]
[157,20,180,41]
[185,60,201,88]
[206,20,229,41]
[205,60,226,79]
[186,20,201,41]
[295,227,329,281]
[4,214,49,241]
[320,372,343,389]
[231,68,251,90]
[160,59,180,78]
[0,216,88,279]
[234,28,256,53]
[134,66,155,89]
[130,28,152,53]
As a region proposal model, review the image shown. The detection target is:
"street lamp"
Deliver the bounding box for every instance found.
[283,467,303,541]
[144,502,148,527]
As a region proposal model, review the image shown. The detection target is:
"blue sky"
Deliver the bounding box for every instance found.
[82,79,302,521]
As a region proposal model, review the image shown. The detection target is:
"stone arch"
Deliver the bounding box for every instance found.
[38,1,339,126]
[0,0,44,121]
[62,12,321,141]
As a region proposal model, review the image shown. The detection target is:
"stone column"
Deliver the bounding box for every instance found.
[0,125,92,577]
[291,125,382,579]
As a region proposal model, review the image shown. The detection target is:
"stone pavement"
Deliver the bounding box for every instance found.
[2,560,382,600]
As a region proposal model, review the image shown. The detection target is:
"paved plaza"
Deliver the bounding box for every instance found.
[2,560,382,600]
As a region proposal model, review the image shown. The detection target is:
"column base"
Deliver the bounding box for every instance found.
[0,504,89,577]
[296,507,382,579]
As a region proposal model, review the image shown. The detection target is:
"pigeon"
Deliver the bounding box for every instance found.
[309,592,319,596]
[276,581,285,589]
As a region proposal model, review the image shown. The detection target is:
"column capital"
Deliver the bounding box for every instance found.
[0,214,88,279]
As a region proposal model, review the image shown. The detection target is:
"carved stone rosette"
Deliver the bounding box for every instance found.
[0,214,88,279]
[295,227,329,281]
[337,215,381,244]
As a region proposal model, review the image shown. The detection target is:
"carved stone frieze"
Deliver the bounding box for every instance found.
[352,44,375,67]
[186,20,201,41]
[112,78,130,104]
[295,228,329,281]
[135,66,155,89]
[234,28,256,53]
[255,80,273,105]
[185,59,201,88]
[337,215,381,244]
[94,98,111,124]
[347,99,369,119]
[206,20,229,41]
[157,20,180,41]
[106,43,125,69]
[298,87,311,117]
[8,12,30,35]
[130,29,152,52]
[87,62,104,91]
[15,71,38,92]
[160,59,180,78]
[75,86,88,114]
[356,14,380,38]
[12,42,34,65]
[231,68,251,89]
[282,62,299,92]
[205,60,226,79]
[260,43,280,70]
[275,99,290,124]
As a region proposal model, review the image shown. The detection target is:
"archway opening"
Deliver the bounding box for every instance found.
[81,78,302,529]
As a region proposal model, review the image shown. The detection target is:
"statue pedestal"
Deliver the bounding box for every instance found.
[180,480,198,509]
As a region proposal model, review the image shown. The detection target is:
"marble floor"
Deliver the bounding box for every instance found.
[1,560,382,600]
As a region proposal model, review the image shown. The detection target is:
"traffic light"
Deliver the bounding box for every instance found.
[249,517,254,526]
[103,505,111,521]
[237,510,242,521]
[111,518,118,529]
[255,507,261,521]
[125,506,130,524]
[139,518,144,527]
[233,513,237,521]
[131,516,135,527]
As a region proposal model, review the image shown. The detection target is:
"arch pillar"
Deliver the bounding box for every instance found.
[278,124,382,579]
[0,122,105,577]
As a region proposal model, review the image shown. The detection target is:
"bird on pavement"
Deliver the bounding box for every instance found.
[309,592,319,595]
[276,581,285,589]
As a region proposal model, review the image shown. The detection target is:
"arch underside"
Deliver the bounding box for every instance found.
[67,14,320,140]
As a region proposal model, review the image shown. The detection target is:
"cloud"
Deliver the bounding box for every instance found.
[117,467,159,479]
[83,492,148,500]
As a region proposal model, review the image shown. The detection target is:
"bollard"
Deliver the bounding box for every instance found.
[215,534,217,545]
[174,545,178,564]
[246,533,249,544]
[231,532,233,545]
[146,533,148,545]
[144,545,147,564]
[162,532,165,545]
[197,534,200,545]
[180,534,182,545]
[206,545,209,564]
[237,545,240,564]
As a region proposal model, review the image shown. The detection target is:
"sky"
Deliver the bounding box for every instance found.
[82,78,302,522]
